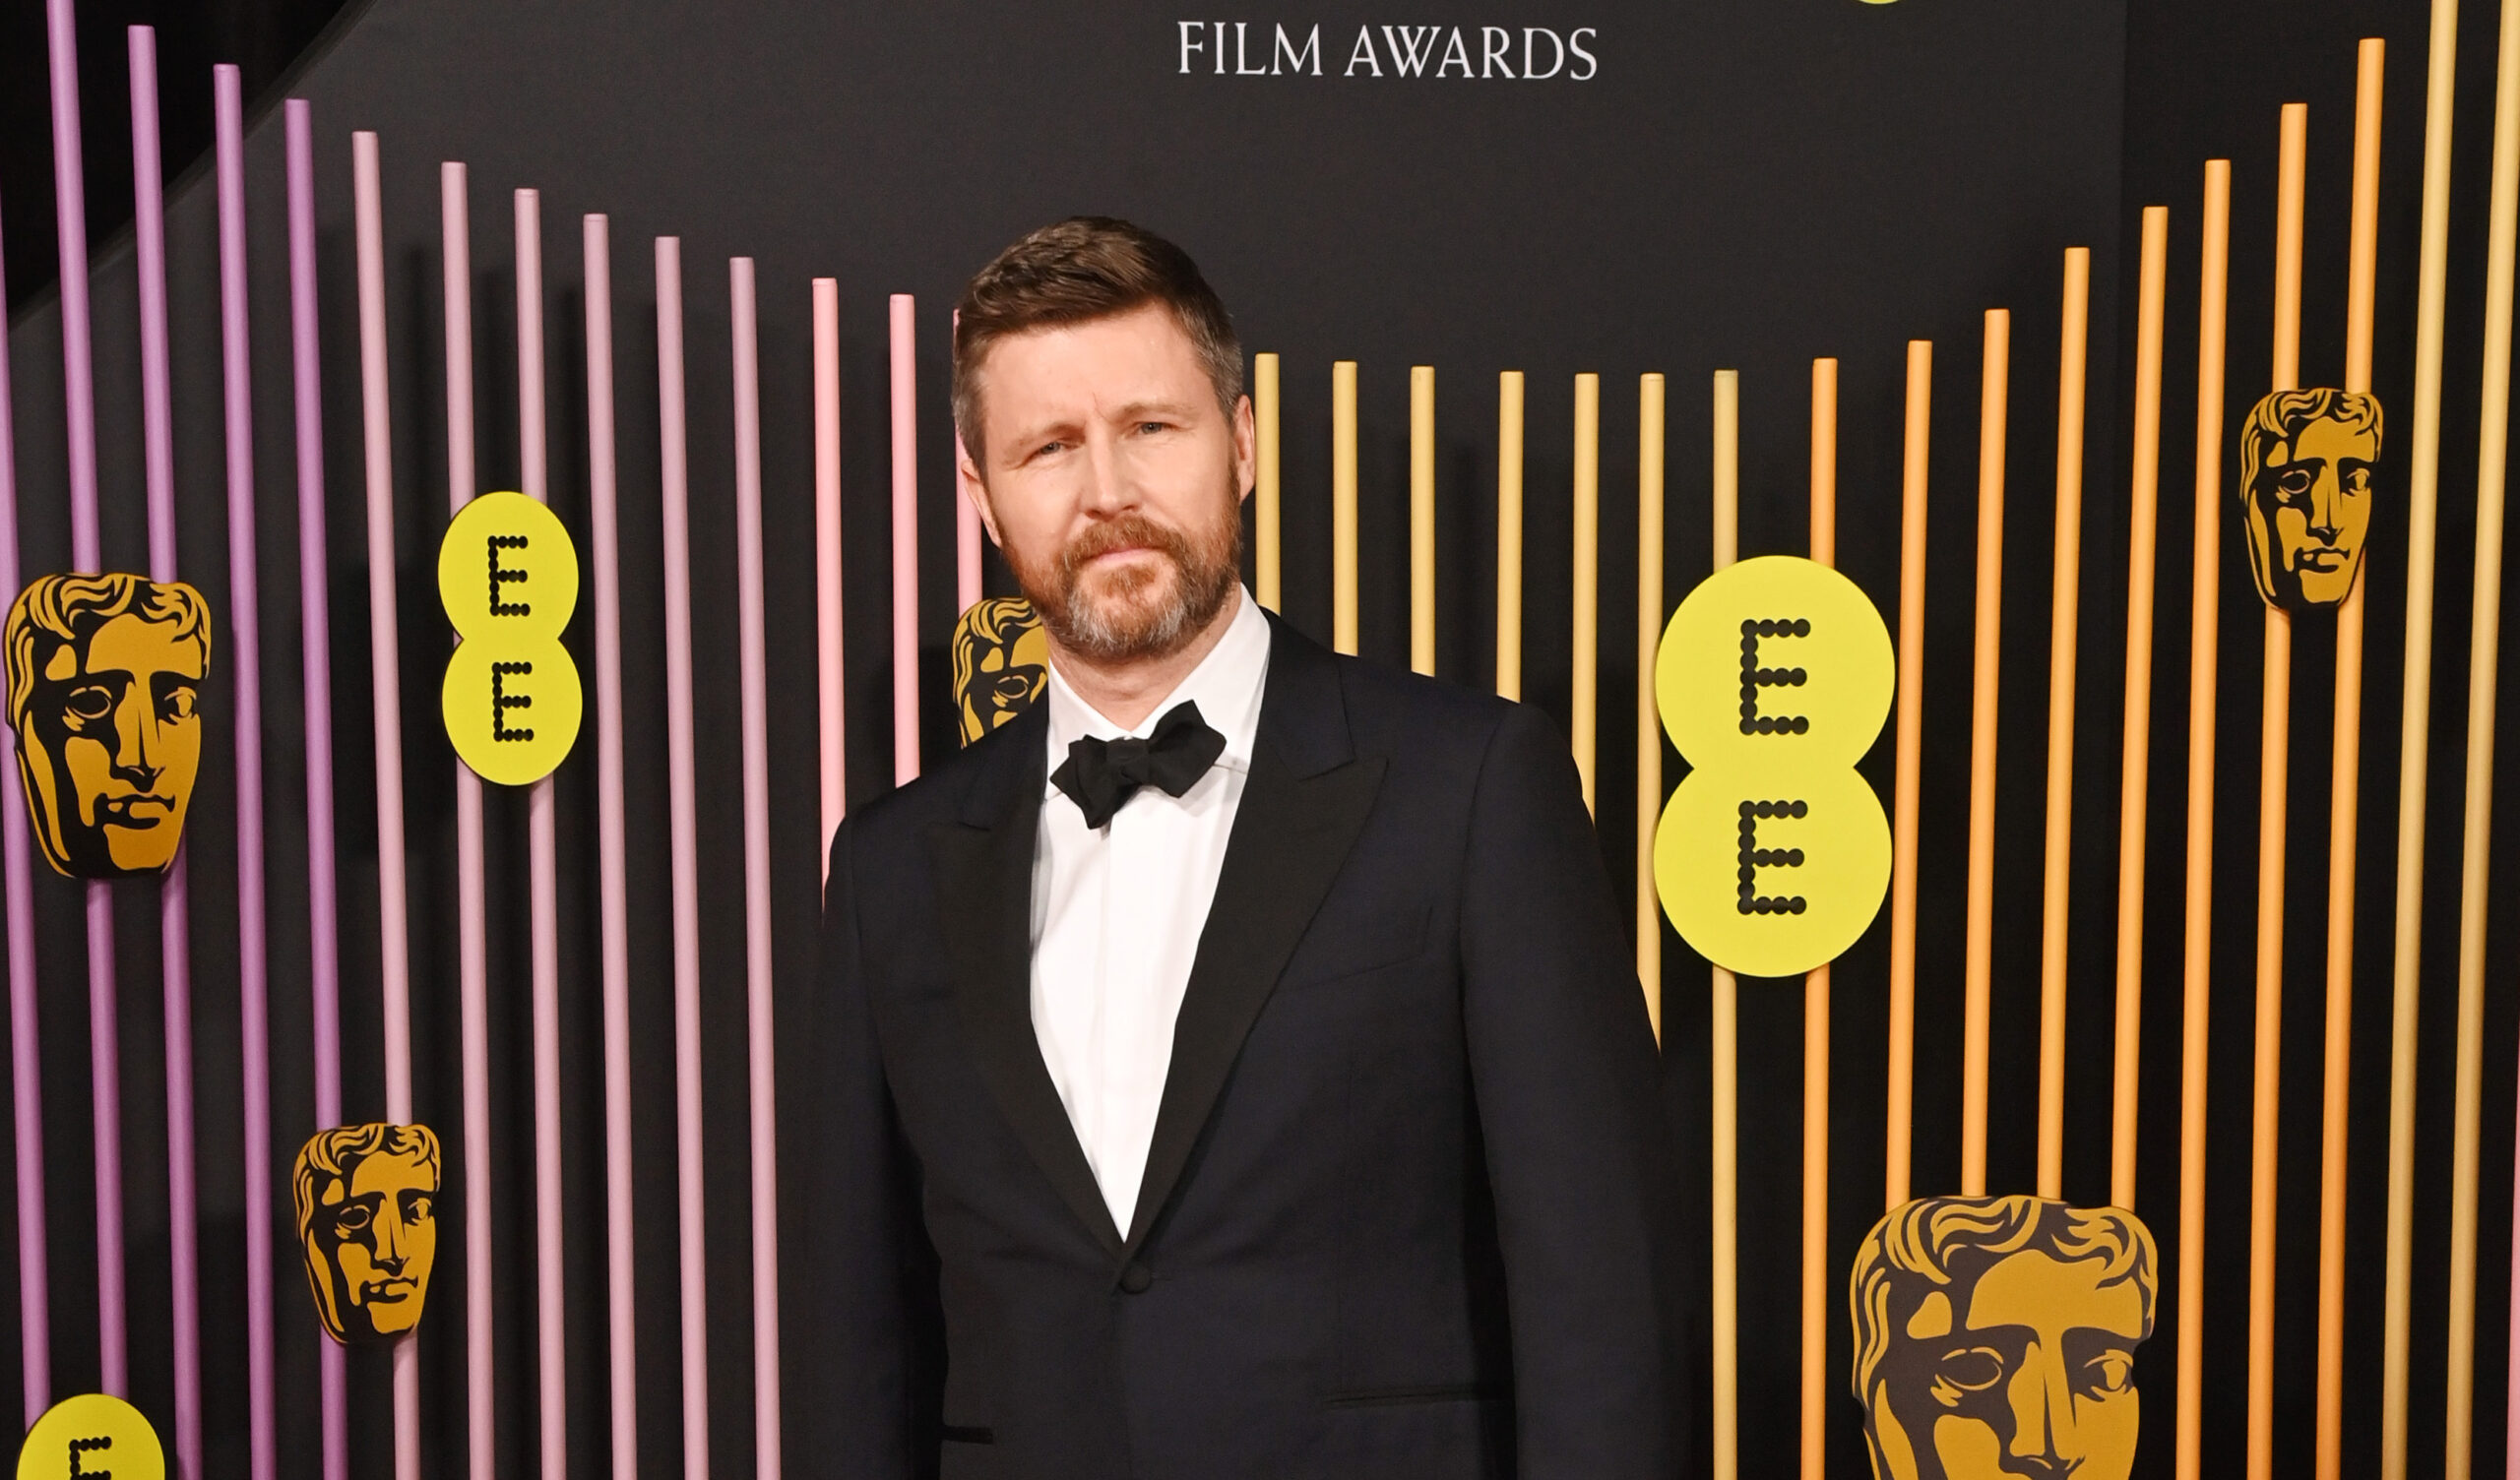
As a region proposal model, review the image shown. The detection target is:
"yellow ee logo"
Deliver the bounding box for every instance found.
[1653,555,1894,977]
[438,492,582,786]
[17,1393,163,1480]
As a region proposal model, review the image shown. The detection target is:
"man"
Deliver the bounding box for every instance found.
[2237,386,2382,611]
[813,217,1686,1478]
[291,1122,441,1344]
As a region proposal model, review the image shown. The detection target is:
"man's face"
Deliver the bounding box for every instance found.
[1871,1251,2146,1480]
[2245,414,2376,609]
[21,611,205,876]
[307,1150,438,1340]
[960,302,1253,664]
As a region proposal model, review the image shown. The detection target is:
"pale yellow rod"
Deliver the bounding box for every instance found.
[1497,372,1526,701]
[1962,309,2012,1199]
[2317,40,2385,1480]
[2038,247,2093,1202]
[1333,360,1359,655]
[2446,2,2520,1473]
[1573,373,1602,813]
[1256,352,1283,611]
[2175,157,2234,1480]
[2113,208,2171,1212]
[1886,339,1930,1212]
[2381,6,2461,1478]
[1636,373,1668,1040]
[1801,358,1839,1480]
[1412,365,1436,676]
[2247,98,2308,1480]
[1710,368,1741,1480]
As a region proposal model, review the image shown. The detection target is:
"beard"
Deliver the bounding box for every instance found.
[1006,500,1241,664]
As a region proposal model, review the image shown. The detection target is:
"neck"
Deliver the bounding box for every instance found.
[1047,590,1243,730]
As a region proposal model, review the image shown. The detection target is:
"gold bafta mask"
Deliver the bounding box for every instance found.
[2239,388,2382,611]
[1850,1196,2158,1480]
[4,573,212,879]
[952,595,1049,745]
[293,1123,441,1345]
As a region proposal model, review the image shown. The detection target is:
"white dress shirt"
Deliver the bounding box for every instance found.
[1032,587,1272,1229]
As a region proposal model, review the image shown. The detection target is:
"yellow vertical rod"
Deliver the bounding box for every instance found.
[1497,372,1526,701]
[1333,360,1358,654]
[1636,374,1667,1039]
[2039,247,2093,1202]
[1886,340,1930,1211]
[2114,208,2171,1211]
[1709,368,1740,1480]
[1573,373,1601,812]
[1412,365,1436,676]
[1800,358,1837,1480]
[1962,309,2012,1199]
[1255,352,1282,611]
[2176,157,2234,1480]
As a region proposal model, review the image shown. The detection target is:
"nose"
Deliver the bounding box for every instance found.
[2002,1348,2078,1473]
[1078,426,1138,518]
[109,687,162,790]
[370,1205,407,1273]
[2305,467,2343,541]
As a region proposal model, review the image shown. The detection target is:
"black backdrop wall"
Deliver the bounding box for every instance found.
[0,0,2512,1476]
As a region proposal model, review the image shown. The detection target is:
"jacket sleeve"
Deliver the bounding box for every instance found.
[811,822,947,1480]
[1459,703,1689,1480]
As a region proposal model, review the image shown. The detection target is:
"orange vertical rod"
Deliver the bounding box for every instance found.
[2113,208,2171,1210]
[1636,374,1667,1039]
[1886,340,1930,1210]
[1801,357,1837,1480]
[1961,310,2011,1199]
[2039,247,2093,1200]
[1709,368,1741,1480]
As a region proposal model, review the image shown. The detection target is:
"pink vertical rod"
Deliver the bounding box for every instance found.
[0,182,52,1431]
[586,214,639,1480]
[350,128,423,1480]
[130,30,203,1471]
[890,294,920,782]
[514,186,570,1480]
[46,0,128,1397]
[656,236,712,1480]
[955,307,979,612]
[285,99,350,1480]
[443,159,496,1480]
[730,256,786,1478]
[814,280,846,888]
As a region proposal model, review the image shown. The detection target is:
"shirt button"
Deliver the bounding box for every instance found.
[1118,1263,1153,1294]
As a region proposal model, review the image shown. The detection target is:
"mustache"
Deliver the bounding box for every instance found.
[1057,513,1196,576]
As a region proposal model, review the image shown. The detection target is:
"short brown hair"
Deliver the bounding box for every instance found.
[952,216,1243,462]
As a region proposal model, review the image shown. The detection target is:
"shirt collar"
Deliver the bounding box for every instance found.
[1043,586,1270,793]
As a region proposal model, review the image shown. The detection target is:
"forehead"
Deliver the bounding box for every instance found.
[78,613,204,677]
[344,1150,434,1199]
[974,303,1213,428]
[1961,1249,2146,1338]
[2287,417,2377,461]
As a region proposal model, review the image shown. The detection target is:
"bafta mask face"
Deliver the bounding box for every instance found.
[1852,1197,2157,1480]
[5,573,212,879]
[952,595,1050,744]
[294,1124,441,1344]
[2240,388,2382,611]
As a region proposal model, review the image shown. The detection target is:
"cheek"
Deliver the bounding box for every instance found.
[410,1221,437,1275]
[1930,1416,2008,1479]
[63,740,112,795]
[335,1242,376,1278]
[162,721,202,783]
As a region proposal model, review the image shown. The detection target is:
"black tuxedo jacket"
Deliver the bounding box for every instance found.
[808,615,1689,1479]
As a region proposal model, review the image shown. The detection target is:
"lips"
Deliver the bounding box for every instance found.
[95,795,174,828]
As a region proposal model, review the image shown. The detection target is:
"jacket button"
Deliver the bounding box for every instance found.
[1118,1263,1152,1294]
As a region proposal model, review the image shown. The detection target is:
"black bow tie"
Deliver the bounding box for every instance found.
[1051,702,1228,830]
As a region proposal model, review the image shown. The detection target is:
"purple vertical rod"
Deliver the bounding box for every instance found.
[214,64,278,1480]
[46,0,128,1397]
[0,183,54,1430]
[730,258,784,1477]
[284,100,351,1480]
[585,214,639,1480]
[445,160,497,1480]
[129,30,202,1471]
[655,236,711,1480]
[352,128,424,1480]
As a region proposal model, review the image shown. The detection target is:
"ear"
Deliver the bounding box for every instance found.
[958,438,1005,549]
[1231,393,1256,506]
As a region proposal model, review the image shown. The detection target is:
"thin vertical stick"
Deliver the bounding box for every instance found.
[957,309,981,615]
[2038,250,2092,1202]
[2247,101,2308,1480]
[731,257,787,1480]
[587,214,638,1480]
[352,127,420,1480]
[1255,353,1282,610]
[2114,208,2171,1211]
[656,237,713,1480]
[890,295,920,782]
[1496,373,1525,699]
[1962,310,2012,1199]
[816,280,845,888]
[1635,374,1667,1039]
[1801,357,1838,1480]
[2176,159,2234,1480]
[443,159,495,1480]
[1886,341,1930,1211]
[1573,374,1601,811]
[0,174,42,1424]
[1709,368,1740,1480]
[1334,361,1359,654]
[2449,3,2520,1471]
[215,76,267,1472]
[2382,7,2461,1476]
[2316,43,2385,1480]
[1411,366,1436,675]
